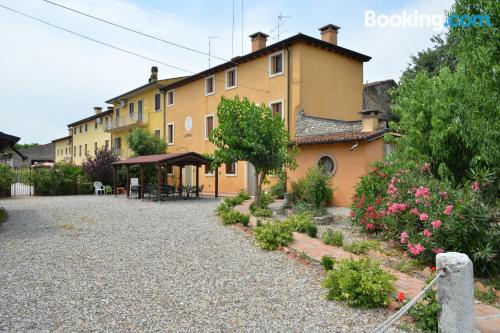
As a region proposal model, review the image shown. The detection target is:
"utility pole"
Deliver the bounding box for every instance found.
[208,36,219,68]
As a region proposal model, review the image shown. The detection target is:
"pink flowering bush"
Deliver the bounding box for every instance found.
[351,160,499,275]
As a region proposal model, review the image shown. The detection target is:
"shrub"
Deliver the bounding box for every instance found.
[408,275,440,332]
[285,213,317,238]
[29,163,92,195]
[220,210,250,225]
[237,189,251,201]
[269,171,286,199]
[322,257,395,308]
[0,207,7,224]
[254,221,294,251]
[240,214,250,227]
[0,164,15,196]
[322,229,343,246]
[81,148,119,185]
[343,240,380,255]
[215,201,232,216]
[292,201,328,217]
[351,160,500,276]
[321,255,336,271]
[249,205,273,217]
[289,168,333,208]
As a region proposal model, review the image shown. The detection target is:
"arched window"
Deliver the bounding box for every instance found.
[317,155,336,175]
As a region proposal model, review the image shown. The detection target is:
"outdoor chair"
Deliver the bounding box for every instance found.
[93,181,105,196]
[161,185,176,200]
[143,185,157,201]
[104,185,113,195]
[130,178,140,199]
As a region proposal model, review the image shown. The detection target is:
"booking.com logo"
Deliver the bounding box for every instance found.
[364,10,492,31]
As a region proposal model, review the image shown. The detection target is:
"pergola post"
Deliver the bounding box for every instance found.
[179,166,183,187]
[140,164,144,199]
[157,163,161,202]
[195,165,199,197]
[126,166,130,198]
[165,164,169,186]
[113,166,117,197]
[215,165,219,198]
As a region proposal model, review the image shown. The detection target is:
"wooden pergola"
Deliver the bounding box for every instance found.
[111,152,218,199]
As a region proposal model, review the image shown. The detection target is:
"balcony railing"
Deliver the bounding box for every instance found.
[104,112,149,132]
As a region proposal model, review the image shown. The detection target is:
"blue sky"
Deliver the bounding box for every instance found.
[0,0,452,143]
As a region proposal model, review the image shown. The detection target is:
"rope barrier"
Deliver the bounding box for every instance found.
[373,270,445,333]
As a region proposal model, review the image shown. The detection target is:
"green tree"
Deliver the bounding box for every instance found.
[127,128,167,156]
[390,0,499,186]
[209,96,297,202]
[14,143,40,150]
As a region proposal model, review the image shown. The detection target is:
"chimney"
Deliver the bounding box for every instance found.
[94,106,102,114]
[360,110,381,132]
[149,66,158,83]
[107,106,113,112]
[319,24,340,45]
[249,32,269,52]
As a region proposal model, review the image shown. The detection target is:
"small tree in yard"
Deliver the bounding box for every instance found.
[82,148,119,185]
[209,96,297,202]
[127,128,167,156]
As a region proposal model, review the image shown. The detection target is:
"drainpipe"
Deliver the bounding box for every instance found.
[161,90,166,142]
[284,46,292,194]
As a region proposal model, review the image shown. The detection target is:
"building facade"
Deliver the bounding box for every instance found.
[67,107,113,165]
[52,135,73,163]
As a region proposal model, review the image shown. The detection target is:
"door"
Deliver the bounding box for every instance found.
[246,162,256,195]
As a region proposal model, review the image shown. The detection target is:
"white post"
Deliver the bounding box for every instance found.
[436,252,475,333]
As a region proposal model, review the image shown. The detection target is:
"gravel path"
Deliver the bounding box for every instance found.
[0,196,398,332]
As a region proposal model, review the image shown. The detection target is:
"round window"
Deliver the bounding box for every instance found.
[317,155,336,175]
[184,116,193,131]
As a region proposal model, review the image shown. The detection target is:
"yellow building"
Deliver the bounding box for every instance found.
[52,134,73,163]
[67,107,113,165]
[157,24,385,205]
[104,67,185,160]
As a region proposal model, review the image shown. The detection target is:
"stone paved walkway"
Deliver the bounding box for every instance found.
[234,200,500,333]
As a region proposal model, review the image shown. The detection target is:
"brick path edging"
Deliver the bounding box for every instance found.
[230,199,500,333]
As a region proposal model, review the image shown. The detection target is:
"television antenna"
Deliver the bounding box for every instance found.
[271,12,291,41]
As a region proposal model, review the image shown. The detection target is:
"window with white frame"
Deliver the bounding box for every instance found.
[269,51,284,77]
[167,123,174,145]
[154,93,161,111]
[129,102,134,118]
[166,90,174,107]
[205,115,214,140]
[269,100,284,118]
[205,75,215,95]
[317,155,336,175]
[154,129,161,137]
[225,67,237,89]
[225,162,236,176]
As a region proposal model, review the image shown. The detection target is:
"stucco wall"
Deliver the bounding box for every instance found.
[72,117,112,165]
[287,139,384,207]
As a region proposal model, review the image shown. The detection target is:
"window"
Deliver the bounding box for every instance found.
[225,162,236,176]
[166,90,174,107]
[73,128,76,135]
[154,129,161,137]
[74,146,76,156]
[113,137,121,151]
[204,162,213,175]
[94,142,98,154]
[104,140,109,150]
[138,100,143,115]
[129,102,134,118]
[167,123,174,145]
[115,109,120,127]
[95,118,98,129]
[154,93,161,111]
[84,124,88,132]
[205,115,214,140]
[84,144,88,156]
[65,148,68,155]
[317,155,336,175]
[205,75,215,95]
[225,67,237,89]
[79,125,82,133]
[269,100,284,118]
[269,51,284,77]
[79,145,82,157]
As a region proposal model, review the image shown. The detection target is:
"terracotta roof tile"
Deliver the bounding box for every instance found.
[293,130,385,145]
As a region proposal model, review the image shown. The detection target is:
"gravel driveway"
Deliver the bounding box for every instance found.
[0,196,397,332]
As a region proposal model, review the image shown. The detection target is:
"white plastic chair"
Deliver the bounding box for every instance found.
[130,178,139,198]
[93,181,105,196]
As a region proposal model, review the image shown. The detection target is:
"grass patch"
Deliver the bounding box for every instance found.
[343,240,380,255]
[0,207,7,224]
[475,286,497,304]
[322,228,343,246]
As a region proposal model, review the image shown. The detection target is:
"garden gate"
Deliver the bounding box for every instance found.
[10,168,33,196]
